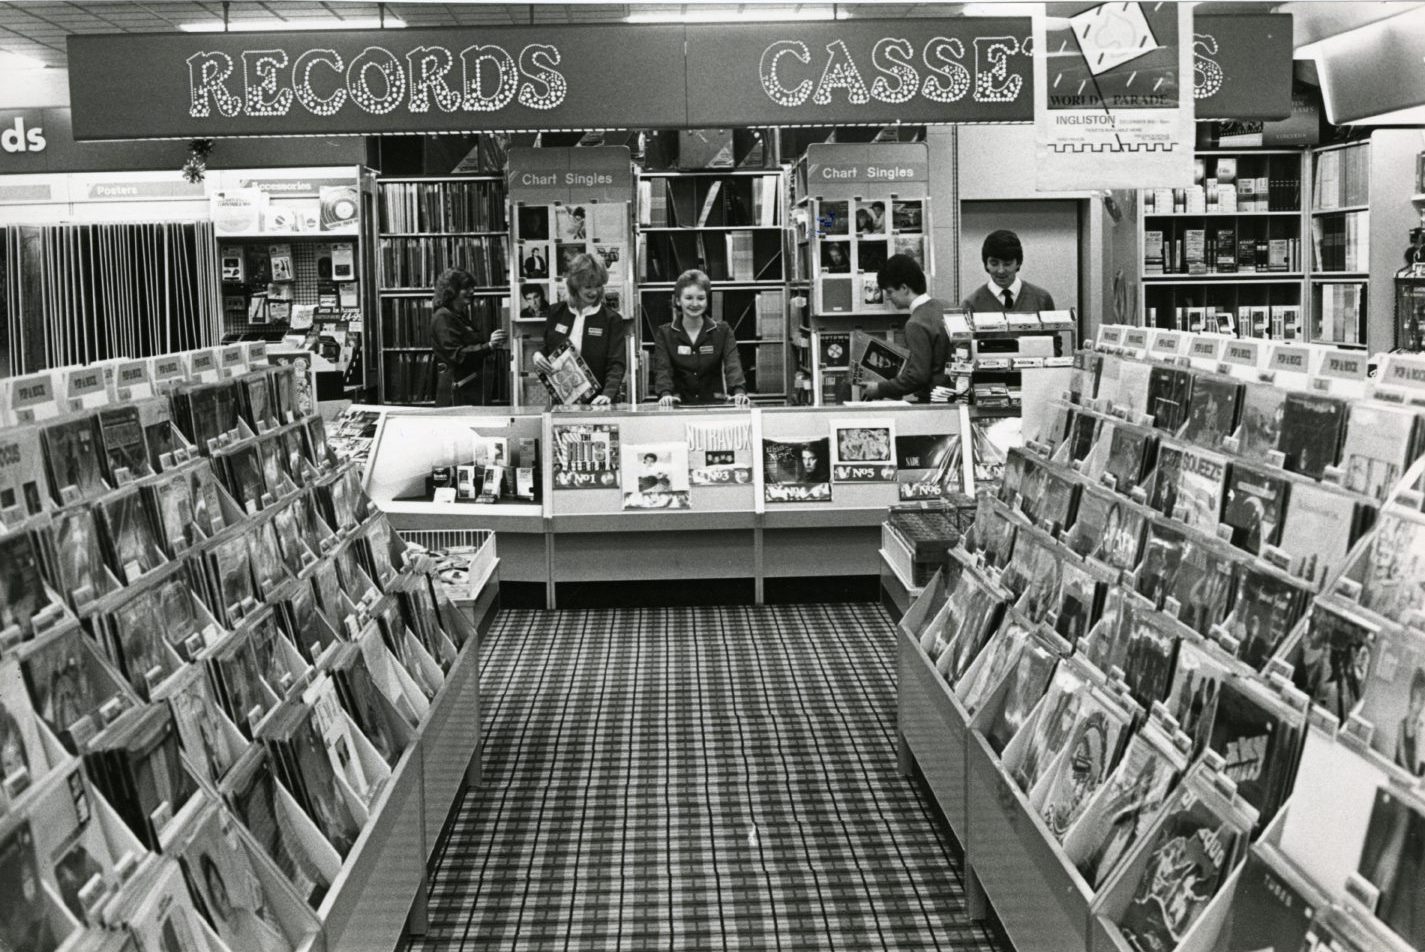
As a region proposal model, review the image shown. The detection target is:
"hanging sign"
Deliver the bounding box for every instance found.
[802,143,930,200]
[682,19,1033,125]
[506,146,631,205]
[1033,2,1195,190]
[1192,14,1292,121]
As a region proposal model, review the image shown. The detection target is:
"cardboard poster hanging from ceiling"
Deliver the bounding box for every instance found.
[1192,14,1292,121]
[1033,2,1195,191]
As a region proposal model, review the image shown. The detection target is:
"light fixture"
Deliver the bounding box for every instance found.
[0,51,46,69]
[961,2,1042,15]
[626,7,840,23]
[179,16,406,33]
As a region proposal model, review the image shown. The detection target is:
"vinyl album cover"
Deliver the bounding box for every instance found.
[288,710,361,857]
[1357,787,1425,950]
[1065,485,1118,559]
[188,467,225,538]
[41,414,105,501]
[1117,784,1245,952]
[53,505,112,603]
[934,575,1007,687]
[1209,678,1298,826]
[685,420,753,486]
[621,442,691,510]
[891,199,923,233]
[1105,426,1153,494]
[1016,456,1048,522]
[1000,451,1028,503]
[332,646,408,766]
[123,706,200,848]
[1277,482,1357,589]
[155,574,200,658]
[1222,466,1288,555]
[108,589,176,700]
[271,504,309,577]
[142,401,179,471]
[1179,375,1241,449]
[1147,366,1193,434]
[0,426,47,517]
[819,241,851,273]
[1226,565,1311,671]
[818,199,849,236]
[1147,444,1184,518]
[51,818,113,923]
[976,502,1019,570]
[247,520,288,594]
[1030,691,1134,841]
[99,487,163,580]
[518,205,550,241]
[894,433,961,500]
[309,559,347,633]
[1238,383,1287,460]
[554,204,586,241]
[1218,848,1316,952]
[179,807,292,952]
[277,585,335,665]
[1175,449,1228,535]
[1122,612,1182,708]
[831,420,896,483]
[223,443,268,510]
[222,750,330,908]
[1356,626,1425,777]
[212,632,271,736]
[239,373,277,432]
[1006,664,1089,794]
[1342,403,1421,503]
[1010,534,1065,628]
[982,639,1059,756]
[257,437,287,498]
[210,535,256,623]
[97,404,153,482]
[0,821,60,952]
[955,612,1034,715]
[1053,559,1103,647]
[168,670,241,787]
[21,629,119,751]
[1135,520,1189,607]
[1081,589,1134,681]
[1287,605,1376,725]
[1114,360,1154,416]
[763,438,832,503]
[248,614,292,699]
[1360,509,1425,622]
[892,235,924,268]
[1278,393,1347,480]
[183,382,240,450]
[148,473,196,557]
[551,423,620,490]
[1067,411,1099,463]
[0,531,47,638]
[0,656,51,799]
[1164,533,1237,638]
[539,340,601,406]
[1063,726,1186,891]
[1037,471,1080,536]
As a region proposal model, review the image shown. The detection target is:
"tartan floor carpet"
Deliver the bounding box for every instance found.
[404,604,1004,952]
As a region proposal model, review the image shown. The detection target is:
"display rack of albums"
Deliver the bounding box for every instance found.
[376,176,510,405]
[211,167,379,394]
[511,198,636,408]
[791,185,934,405]
[1140,149,1306,342]
[896,328,1425,952]
[636,168,791,402]
[0,355,498,952]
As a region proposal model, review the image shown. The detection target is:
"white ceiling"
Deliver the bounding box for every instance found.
[0,0,1420,70]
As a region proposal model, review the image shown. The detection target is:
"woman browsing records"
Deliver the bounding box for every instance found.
[430,268,508,406]
[652,270,752,408]
[532,253,625,406]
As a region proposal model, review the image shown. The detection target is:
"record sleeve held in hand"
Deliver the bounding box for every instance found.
[538,341,601,406]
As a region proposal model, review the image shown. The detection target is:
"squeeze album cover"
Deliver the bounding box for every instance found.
[620,442,691,510]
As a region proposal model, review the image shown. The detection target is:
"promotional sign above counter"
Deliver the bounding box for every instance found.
[65,12,1291,139]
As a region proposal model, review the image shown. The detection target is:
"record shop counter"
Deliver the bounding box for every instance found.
[361,403,972,607]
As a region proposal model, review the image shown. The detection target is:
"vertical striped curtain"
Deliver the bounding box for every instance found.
[2,221,221,376]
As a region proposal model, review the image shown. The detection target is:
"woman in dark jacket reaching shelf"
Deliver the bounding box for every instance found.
[430,267,507,405]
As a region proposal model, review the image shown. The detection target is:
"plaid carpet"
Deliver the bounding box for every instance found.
[405,605,1003,952]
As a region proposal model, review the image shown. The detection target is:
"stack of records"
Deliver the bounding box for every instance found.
[327,642,412,767]
[20,625,134,754]
[0,528,56,640]
[0,655,56,808]
[40,413,108,503]
[95,403,154,484]
[206,627,275,740]
[171,380,240,452]
[0,424,50,518]
[83,703,198,850]
[256,699,363,858]
[174,803,297,952]
[220,748,334,910]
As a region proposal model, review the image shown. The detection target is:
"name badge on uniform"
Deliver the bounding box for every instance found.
[555,323,569,335]
[588,326,604,337]
[677,345,692,355]
[699,345,715,355]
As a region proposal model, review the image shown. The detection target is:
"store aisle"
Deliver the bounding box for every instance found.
[405,605,1003,952]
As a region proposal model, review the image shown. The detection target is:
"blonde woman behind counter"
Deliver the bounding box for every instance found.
[653,270,752,409]
[531,252,625,406]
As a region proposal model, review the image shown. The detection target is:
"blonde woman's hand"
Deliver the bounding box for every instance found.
[658,395,678,409]
[731,392,751,408]
[531,352,554,374]
[590,394,612,407]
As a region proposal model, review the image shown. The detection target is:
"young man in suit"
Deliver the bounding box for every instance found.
[860,254,951,402]
[961,229,1057,313]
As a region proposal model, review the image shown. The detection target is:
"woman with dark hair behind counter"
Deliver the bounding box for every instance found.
[430,268,508,406]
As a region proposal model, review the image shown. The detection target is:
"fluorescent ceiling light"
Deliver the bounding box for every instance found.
[626,7,839,22]
[962,3,1042,15]
[0,51,46,69]
[179,16,406,33]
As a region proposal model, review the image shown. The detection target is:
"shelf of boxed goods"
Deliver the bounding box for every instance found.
[894,332,1415,952]
[0,352,498,952]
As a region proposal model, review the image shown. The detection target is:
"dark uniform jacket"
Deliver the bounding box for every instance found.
[431,305,496,405]
[876,297,952,402]
[652,318,748,404]
[542,301,628,401]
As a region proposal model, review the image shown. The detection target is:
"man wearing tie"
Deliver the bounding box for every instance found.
[960,229,1056,314]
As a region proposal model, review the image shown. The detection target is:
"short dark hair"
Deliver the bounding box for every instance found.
[982,230,1023,265]
[877,254,927,295]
